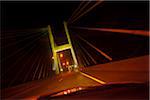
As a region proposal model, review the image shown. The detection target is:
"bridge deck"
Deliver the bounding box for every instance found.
[1,55,149,99]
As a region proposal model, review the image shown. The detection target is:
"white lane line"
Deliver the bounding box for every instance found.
[80,72,106,85]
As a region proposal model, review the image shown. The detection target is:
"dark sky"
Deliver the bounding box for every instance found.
[2,1,80,30]
[71,1,149,30]
[2,1,149,30]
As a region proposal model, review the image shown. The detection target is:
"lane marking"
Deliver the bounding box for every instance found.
[80,72,106,85]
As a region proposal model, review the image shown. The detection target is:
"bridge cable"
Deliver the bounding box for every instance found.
[77,35,112,61]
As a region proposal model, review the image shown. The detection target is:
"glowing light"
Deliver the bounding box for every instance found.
[67,90,71,93]
[60,53,63,58]
[60,68,63,71]
[74,64,77,68]
[52,56,54,59]
[62,63,66,66]
[63,91,67,95]
[71,88,76,92]
[66,61,69,65]
[78,87,82,90]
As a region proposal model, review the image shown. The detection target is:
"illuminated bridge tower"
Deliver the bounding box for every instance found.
[48,21,78,74]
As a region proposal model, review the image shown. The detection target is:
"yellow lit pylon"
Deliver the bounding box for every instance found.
[48,21,78,74]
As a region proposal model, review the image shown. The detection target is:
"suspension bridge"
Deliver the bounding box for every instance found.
[1,1,149,99]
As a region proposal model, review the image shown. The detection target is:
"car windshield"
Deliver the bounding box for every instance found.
[1,1,149,100]
[38,82,149,100]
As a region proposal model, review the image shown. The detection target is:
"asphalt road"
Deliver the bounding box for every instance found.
[1,55,149,99]
[81,55,149,83]
[1,71,100,99]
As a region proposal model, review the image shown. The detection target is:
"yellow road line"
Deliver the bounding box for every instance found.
[80,72,106,85]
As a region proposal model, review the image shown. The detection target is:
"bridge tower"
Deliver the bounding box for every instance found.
[48,21,78,74]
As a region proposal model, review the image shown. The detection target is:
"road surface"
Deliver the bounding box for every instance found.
[1,71,101,99]
[1,55,149,99]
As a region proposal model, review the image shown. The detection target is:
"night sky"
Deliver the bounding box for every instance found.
[2,1,80,30]
[2,1,149,30]
[1,1,149,89]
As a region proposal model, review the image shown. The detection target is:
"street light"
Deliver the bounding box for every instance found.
[60,53,63,58]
